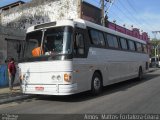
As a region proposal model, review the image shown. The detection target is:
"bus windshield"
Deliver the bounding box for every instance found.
[24,26,73,58]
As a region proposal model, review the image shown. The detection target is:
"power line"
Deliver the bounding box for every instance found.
[113,0,157,36]
[125,0,158,31]
[105,0,115,14]
[125,4,160,39]
[108,10,124,23]
[101,0,115,26]
[126,0,138,13]
[85,0,151,32]
[113,4,139,27]
[117,0,145,30]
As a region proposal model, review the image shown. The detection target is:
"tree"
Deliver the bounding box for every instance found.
[150,38,160,57]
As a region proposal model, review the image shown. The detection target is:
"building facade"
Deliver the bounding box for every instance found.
[0,0,80,64]
[0,25,25,64]
[0,0,150,64]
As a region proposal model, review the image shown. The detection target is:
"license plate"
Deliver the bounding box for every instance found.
[35,87,44,91]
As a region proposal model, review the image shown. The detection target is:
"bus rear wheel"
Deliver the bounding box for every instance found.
[91,72,102,95]
[137,67,143,81]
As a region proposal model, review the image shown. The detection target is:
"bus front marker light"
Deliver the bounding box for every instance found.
[52,75,56,80]
[57,75,61,81]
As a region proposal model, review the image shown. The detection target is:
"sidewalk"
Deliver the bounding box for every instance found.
[0,86,31,104]
[149,67,159,73]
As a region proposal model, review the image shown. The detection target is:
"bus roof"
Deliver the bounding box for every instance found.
[27,19,146,44]
[79,19,146,44]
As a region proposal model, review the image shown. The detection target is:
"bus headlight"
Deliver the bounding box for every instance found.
[57,75,61,81]
[52,75,56,80]
[52,75,62,81]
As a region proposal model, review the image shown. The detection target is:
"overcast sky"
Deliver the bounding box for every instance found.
[1,0,160,39]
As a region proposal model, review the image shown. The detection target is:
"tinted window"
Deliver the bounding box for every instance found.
[136,42,143,52]
[25,27,73,58]
[90,30,105,46]
[106,34,114,47]
[151,58,159,62]
[25,31,42,58]
[75,33,85,55]
[105,34,119,48]
[120,38,128,50]
[142,44,147,53]
[44,27,72,54]
[90,30,99,45]
[98,32,105,46]
[128,40,136,51]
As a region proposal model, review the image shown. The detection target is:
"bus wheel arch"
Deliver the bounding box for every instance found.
[91,70,103,95]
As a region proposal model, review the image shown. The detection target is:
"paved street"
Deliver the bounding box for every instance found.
[0,69,160,115]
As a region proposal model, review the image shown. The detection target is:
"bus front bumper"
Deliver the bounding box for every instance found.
[21,83,78,95]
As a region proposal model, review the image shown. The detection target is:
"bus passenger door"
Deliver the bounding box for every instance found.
[73,28,91,92]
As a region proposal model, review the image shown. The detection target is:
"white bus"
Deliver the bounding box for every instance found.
[18,19,149,95]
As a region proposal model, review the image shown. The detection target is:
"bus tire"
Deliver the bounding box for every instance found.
[91,72,103,95]
[137,67,143,81]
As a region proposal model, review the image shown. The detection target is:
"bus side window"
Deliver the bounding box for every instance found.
[75,33,85,55]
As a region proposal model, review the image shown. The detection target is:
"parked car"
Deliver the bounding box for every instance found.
[150,57,160,67]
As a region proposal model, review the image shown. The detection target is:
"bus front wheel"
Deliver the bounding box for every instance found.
[91,72,103,95]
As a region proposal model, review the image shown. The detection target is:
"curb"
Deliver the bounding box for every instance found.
[149,68,159,73]
[0,94,33,105]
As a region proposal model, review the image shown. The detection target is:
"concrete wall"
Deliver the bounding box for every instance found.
[81,1,101,24]
[0,26,25,64]
[0,0,80,64]
[0,34,7,64]
[1,0,79,30]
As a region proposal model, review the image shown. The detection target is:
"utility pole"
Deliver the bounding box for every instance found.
[101,0,105,26]
[78,0,82,18]
[152,31,160,67]
[101,0,114,26]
